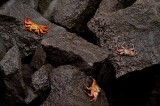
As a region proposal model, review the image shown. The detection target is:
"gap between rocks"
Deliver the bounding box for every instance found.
[49,0,102,46]
[50,20,101,46]
[90,59,160,106]
[19,44,92,106]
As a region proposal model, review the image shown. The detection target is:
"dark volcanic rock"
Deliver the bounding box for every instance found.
[0,67,5,106]
[0,46,26,103]
[0,37,6,61]
[108,64,160,106]
[42,65,108,106]
[91,59,160,106]
[0,0,9,7]
[0,46,22,76]
[32,64,53,93]
[38,0,52,14]
[88,0,160,77]
[0,0,107,73]
[91,58,116,91]
[0,0,65,34]
[20,0,39,10]
[38,0,102,32]
[0,14,40,58]
[30,45,46,70]
[41,31,109,70]
[24,86,38,104]
[0,0,66,57]
[22,64,35,86]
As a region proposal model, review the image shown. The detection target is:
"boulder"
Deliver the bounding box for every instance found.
[88,0,160,77]
[41,31,109,71]
[0,46,26,103]
[30,45,46,70]
[0,0,108,72]
[0,0,66,57]
[0,14,41,58]
[106,64,160,106]
[91,59,160,106]
[24,86,38,104]
[32,64,53,93]
[38,0,102,32]
[42,65,109,106]
[22,64,35,86]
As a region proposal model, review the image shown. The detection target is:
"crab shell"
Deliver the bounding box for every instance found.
[84,76,101,101]
[118,48,135,56]
[24,16,49,35]
[117,42,136,56]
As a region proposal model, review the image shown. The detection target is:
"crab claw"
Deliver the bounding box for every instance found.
[24,16,28,24]
[24,16,33,25]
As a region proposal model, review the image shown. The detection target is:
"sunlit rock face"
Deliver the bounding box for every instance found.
[88,0,160,77]
[38,0,101,32]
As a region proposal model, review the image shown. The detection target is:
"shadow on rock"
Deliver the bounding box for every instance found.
[91,59,160,106]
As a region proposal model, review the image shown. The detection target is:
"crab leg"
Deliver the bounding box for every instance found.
[35,29,41,35]
[121,42,125,49]
[84,90,93,97]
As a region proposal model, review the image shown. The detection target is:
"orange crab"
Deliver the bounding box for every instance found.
[117,42,136,56]
[84,76,101,102]
[24,16,49,35]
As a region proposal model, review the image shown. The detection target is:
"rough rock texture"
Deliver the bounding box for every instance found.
[0,0,108,72]
[0,14,40,58]
[91,59,160,106]
[42,65,108,106]
[0,0,9,7]
[0,0,66,57]
[41,31,109,67]
[0,46,26,103]
[30,45,46,70]
[22,64,35,86]
[0,37,6,61]
[88,0,160,77]
[20,0,39,10]
[38,0,52,14]
[38,0,101,32]
[32,64,53,92]
[24,86,38,104]
[0,0,65,34]
[0,46,22,76]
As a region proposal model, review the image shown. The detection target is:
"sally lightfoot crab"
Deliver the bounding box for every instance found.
[117,42,136,56]
[24,16,50,35]
[84,76,101,102]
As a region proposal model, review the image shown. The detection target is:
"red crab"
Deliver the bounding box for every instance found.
[24,16,49,35]
[84,76,101,101]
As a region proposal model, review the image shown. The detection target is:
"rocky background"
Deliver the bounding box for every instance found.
[0,0,160,106]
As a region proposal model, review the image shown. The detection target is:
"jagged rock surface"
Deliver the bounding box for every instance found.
[0,37,6,61]
[38,0,101,32]
[1,0,160,106]
[0,46,26,104]
[88,0,160,77]
[41,31,109,69]
[32,64,53,92]
[30,45,46,70]
[42,65,109,106]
